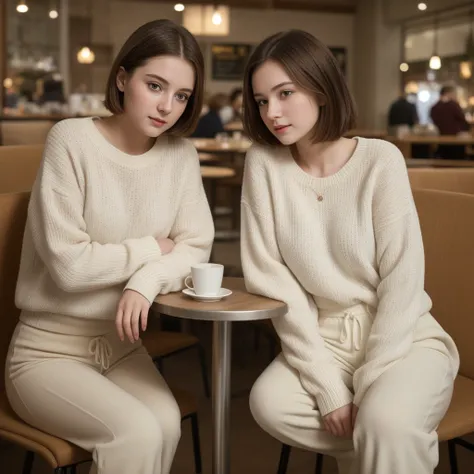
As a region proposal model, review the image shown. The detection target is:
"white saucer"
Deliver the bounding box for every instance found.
[182,288,232,302]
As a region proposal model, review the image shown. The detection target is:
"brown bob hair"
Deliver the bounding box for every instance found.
[243,30,356,146]
[104,19,204,136]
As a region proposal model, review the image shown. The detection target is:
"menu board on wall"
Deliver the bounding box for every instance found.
[329,47,347,76]
[211,44,252,81]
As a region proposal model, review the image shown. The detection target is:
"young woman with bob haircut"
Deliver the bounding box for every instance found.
[5,19,214,474]
[240,29,459,474]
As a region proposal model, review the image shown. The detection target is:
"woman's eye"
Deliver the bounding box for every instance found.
[256,99,267,107]
[148,83,161,91]
[176,93,189,102]
[281,90,293,97]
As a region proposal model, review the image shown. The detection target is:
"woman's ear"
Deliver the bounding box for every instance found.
[116,67,127,93]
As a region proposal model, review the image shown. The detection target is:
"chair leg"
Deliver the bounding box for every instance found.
[448,440,459,474]
[197,344,210,398]
[155,357,164,374]
[277,444,291,474]
[22,450,35,474]
[54,465,78,473]
[315,453,324,474]
[269,338,277,362]
[253,324,261,352]
[190,413,203,474]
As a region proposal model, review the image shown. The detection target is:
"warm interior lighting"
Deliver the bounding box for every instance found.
[405,81,419,94]
[419,90,431,102]
[183,5,229,36]
[77,47,95,64]
[16,1,28,13]
[49,9,58,19]
[400,62,409,72]
[174,3,185,12]
[429,55,441,70]
[460,61,472,79]
[418,3,427,11]
[212,10,222,25]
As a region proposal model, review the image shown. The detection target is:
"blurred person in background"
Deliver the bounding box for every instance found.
[220,87,243,124]
[192,92,228,138]
[430,85,470,159]
[387,93,418,136]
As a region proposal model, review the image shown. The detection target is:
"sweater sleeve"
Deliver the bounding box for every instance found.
[28,123,163,293]
[353,143,431,406]
[240,148,353,416]
[124,145,214,303]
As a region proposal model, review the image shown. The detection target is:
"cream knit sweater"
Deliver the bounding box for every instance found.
[241,138,459,416]
[16,117,214,332]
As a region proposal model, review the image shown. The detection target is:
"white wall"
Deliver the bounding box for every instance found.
[106,2,354,94]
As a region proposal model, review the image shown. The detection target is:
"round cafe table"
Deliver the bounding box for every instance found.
[152,277,287,474]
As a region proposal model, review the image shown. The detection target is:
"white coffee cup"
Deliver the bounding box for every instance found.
[185,263,224,296]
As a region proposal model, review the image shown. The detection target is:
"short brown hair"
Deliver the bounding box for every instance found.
[243,30,356,146]
[440,85,455,96]
[104,19,204,136]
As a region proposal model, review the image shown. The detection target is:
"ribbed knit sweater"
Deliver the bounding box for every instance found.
[241,138,459,416]
[16,117,214,333]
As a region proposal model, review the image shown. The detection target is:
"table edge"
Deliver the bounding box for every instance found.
[152,301,288,322]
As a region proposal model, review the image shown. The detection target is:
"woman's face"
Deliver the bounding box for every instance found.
[117,55,195,137]
[252,60,322,146]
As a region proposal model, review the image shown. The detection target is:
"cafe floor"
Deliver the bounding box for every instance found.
[2,239,473,474]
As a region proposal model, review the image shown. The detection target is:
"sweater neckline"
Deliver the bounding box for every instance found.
[87,117,166,168]
[285,137,367,188]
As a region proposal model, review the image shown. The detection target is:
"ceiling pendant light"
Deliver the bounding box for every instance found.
[16,1,28,13]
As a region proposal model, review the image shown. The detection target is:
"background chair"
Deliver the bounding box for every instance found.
[415,189,474,474]
[0,191,91,474]
[0,145,44,193]
[408,168,474,195]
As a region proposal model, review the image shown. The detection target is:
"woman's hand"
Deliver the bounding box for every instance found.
[323,403,353,438]
[157,238,175,255]
[115,289,150,342]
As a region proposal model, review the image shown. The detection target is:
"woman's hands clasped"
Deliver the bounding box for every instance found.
[323,403,359,438]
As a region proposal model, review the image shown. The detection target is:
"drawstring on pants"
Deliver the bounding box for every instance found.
[340,310,363,351]
[88,336,112,372]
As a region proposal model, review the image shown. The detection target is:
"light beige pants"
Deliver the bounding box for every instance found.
[250,304,455,474]
[5,320,181,474]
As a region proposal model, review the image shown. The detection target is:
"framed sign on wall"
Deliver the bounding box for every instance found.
[211,43,252,81]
